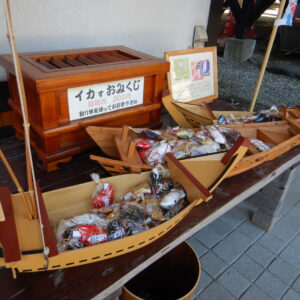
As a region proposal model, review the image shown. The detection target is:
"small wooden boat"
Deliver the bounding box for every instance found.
[162,91,299,127]
[87,117,300,177]
[1,149,248,274]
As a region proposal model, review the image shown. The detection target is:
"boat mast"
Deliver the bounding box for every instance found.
[4,0,38,218]
[4,0,49,260]
[249,0,287,112]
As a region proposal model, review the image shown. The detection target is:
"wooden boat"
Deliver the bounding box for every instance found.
[87,117,300,177]
[162,91,299,127]
[0,148,248,274]
[0,0,250,275]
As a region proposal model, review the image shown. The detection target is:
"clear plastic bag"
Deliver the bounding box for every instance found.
[91,173,114,208]
[56,213,107,251]
[145,142,172,165]
[150,165,173,195]
[250,138,270,151]
[122,182,152,202]
[160,188,186,210]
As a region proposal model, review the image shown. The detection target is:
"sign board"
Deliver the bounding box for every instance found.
[165,47,218,103]
[68,77,144,121]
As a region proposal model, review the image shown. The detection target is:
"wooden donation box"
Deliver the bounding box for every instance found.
[0,46,169,171]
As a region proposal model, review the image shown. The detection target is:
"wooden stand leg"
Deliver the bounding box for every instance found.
[247,167,297,231]
[44,156,73,172]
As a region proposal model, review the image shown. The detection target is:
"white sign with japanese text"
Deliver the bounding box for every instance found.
[67,77,144,121]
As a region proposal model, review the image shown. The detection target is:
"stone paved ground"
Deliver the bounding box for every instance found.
[189,166,300,300]
[218,51,300,110]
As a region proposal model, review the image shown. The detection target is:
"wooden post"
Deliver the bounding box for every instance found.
[249,0,287,112]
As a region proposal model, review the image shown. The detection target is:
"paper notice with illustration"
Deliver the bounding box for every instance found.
[169,51,215,103]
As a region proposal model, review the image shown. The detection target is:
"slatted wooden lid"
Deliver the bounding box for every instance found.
[23,49,141,72]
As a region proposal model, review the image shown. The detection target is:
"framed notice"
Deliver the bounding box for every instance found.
[165,47,218,103]
[67,77,144,121]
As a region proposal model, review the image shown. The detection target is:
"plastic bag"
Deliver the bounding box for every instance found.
[206,126,227,144]
[145,142,172,165]
[145,197,165,221]
[91,173,114,208]
[219,127,241,145]
[106,219,126,241]
[175,128,195,139]
[160,188,186,210]
[194,129,215,145]
[131,127,162,140]
[160,128,179,146]
[121,218,146,235]
[254,106,281,123]
[56,213,107,251]
[217,115,229,125]
[120,202,148,224]
[164,199,187,220]
[150,165,173,195]
[122,182,152,202]
[172,141,192,159]
[250,138,270,151]
[135,138,157,151]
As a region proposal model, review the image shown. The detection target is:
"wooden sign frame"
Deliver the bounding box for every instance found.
[164,47,218,104]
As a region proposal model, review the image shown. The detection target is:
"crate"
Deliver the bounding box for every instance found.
[0,46,169,171]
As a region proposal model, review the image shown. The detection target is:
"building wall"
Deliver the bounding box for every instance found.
[0,0,211,81]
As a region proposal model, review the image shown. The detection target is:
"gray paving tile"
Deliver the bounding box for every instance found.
[217,267,251,298]
[212,240,241,264]
[255,271,289,299]
[283,201,300,220]
[292,276,300,293]
[196,282,234,300]
[225,229,254,252]
[246,243,275,268]
[269,257,299,285]
[195,271,212,295]
[238,220,265,240]
[201,251,228,279]
[290,234,300,252]
[194,227,223,249]
[278,213,300,232]
[241,285,273,300]
[282,289,300,300]
[220,206,250,228]
[208,218,234,238]
[232,254,264,282]
[282,185,300,213]
[257,232,286,254]
[271,219,298,243]
[280,245,300,270]
[187,237,208,258]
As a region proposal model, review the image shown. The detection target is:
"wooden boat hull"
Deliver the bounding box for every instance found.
[87,120,300,177]
[222,120,300,177]
[162,92,299,128]
[0,147,249,273]
[1,182,198,273]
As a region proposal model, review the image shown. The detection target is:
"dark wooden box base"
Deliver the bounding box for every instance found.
[11,103,162,171]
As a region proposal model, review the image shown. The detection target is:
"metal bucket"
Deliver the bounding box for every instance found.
[122,242,201,300]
